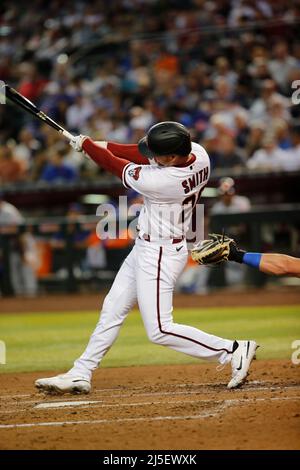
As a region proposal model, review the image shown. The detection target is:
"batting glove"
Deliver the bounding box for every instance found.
[69,135,87,152]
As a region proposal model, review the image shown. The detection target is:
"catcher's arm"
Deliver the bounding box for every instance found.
[192,233,300,277]
[257,254,300,277]
[226,238,300,276]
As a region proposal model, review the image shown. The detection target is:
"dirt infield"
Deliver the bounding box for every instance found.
[0,360,299,450]
[1,287,299,449]
[1,286,300,313]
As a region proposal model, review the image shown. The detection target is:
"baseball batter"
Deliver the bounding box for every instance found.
[36,122,257,394]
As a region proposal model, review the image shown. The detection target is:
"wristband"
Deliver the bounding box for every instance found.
[242,252,262,269]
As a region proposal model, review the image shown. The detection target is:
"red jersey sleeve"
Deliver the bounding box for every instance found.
[107,142,149,165]
[82,138,131,179]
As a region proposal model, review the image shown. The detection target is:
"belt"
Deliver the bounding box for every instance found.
[139,233,184,244]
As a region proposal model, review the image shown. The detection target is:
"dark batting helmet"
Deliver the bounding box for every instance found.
[138,121,192,158]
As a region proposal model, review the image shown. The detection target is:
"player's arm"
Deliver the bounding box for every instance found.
[229,242,300,277]
[71,134,160,195]
[70,135,134,179]
[259,253,300,277]
[94,141,149,165]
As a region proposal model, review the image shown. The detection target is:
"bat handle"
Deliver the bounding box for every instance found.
[61,129,75,141]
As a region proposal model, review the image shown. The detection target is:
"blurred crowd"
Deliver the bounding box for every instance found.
[1,0,300,186]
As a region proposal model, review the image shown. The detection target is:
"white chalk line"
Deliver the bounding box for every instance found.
[0,397,235,414]
[0,412,220,430]
[1,393,299,414]
[35,400,100,409]
[0,383,299,412]
[34,395,300,410]
[32,398,229,410]
[0,396,299,427]
[0,398,221,414]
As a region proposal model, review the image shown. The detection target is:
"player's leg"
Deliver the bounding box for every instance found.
[35,246,137,394]
[136,239,257,387]
[69,247,137,379]
[136,239,234,364]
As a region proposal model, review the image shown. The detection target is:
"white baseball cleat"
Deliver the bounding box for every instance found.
[227,340,259,389]
[35,374,91,395]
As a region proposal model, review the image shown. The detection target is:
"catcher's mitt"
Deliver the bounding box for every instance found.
[191,233,234,266]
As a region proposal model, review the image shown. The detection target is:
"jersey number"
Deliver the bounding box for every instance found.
[180,194,196,224]
[179,187,206,231]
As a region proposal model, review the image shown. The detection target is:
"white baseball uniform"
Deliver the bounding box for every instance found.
[70,142,234,380]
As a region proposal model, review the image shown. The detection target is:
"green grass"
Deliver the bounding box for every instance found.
[0,305,299,373]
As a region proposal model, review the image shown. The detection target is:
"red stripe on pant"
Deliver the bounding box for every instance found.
[156,247,233,354]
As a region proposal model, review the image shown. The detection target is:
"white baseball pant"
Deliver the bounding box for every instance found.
[70,238,234,380]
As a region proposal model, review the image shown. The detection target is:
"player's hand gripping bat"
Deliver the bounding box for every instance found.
[1,83,74,140]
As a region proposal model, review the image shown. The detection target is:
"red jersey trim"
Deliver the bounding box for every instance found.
[173,154,196,168]
[122,162,133,189]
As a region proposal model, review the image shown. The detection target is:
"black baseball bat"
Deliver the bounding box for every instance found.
[1,83,74,140]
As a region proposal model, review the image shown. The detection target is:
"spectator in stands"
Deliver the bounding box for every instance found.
[66,94,94,133]
[272,119,292,150]
[245,120,266,157]
[0,145,25,184]
[13,128,40,172]
[277,125,300,172]
[247,133,287,171]
[66,203,91,249]
[213,134,246,170]
[0,192,23,226]
[9,230,39,297]
[212,57,238,91]
[249,79,288,122]
[17,62,48,101]
[210,177,251,287]
[211,177,251,215]
[30,150,49,181]
[40,149,78,183]
[50,203,91,278]
[228,0,273,26]
[0,0,300,181]
[268,41,298,92]
[0,193,32,297]
[266,94,291,125]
